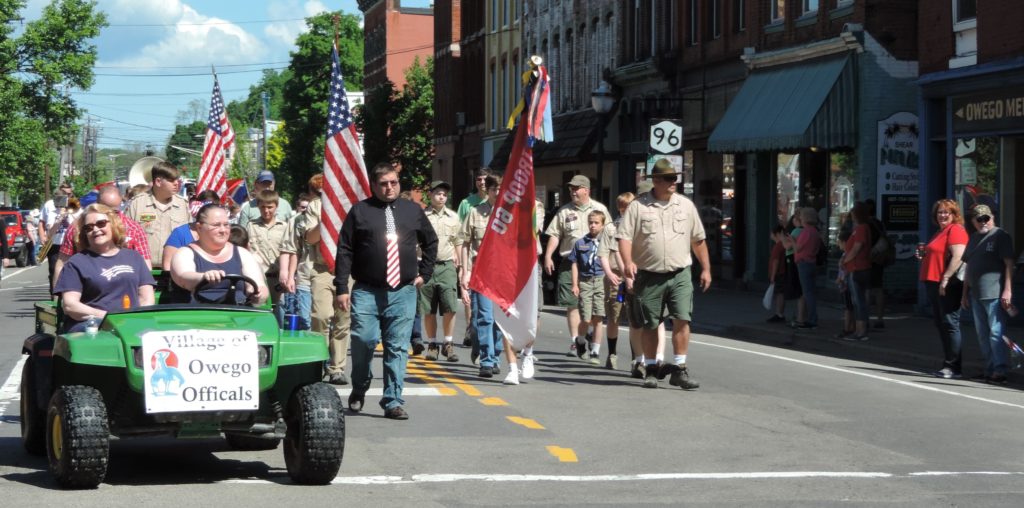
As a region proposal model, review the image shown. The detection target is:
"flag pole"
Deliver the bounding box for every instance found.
[332,14,339,51]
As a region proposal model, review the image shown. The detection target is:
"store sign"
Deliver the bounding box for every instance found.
[142,329,260,414]
[876,112,920,259]
[952,87,1024,134]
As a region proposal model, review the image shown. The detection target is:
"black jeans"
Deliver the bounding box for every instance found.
[925,280,963,374]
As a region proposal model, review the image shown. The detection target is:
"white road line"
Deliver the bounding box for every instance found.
[2,265,40,280]
[217,470,1024,486]
[0,283,47,292]
[689,338,1024,411]
[0,355,26,401]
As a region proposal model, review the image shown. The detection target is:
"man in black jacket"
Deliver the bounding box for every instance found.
[335,163,438,420]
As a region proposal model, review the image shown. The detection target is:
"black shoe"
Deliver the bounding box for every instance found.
[766,314,786,323]
[491,365,501,375]
[630,362,645,379]
[575,337,587,359]
[384,406,409,420]
[988,373,1009,385]
[411,341,425,356]
[463,337,472,347]
[479,366,493,378]
[668,364,700,390]
[348,392,365,413]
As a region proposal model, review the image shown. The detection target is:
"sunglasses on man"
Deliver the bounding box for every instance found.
[974,214,991,224]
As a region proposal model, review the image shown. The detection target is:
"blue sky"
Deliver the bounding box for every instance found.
[19,0,430,152]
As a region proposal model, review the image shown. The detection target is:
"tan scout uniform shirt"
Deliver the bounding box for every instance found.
[597,219,621,274]
[544,199,610,256]
[247,218,294,275]
[289,214,314,288]
[426,206,462,263]
[616,193,706,273]
[126,192,190,267]
[460,201,494,266]
[302,197,329,268]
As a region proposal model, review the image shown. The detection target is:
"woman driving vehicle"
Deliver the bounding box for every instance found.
[53,204,155,332]
[170,203,268,305]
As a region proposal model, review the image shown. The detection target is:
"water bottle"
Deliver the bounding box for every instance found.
[616,282,625,303]
[85,316,100,335]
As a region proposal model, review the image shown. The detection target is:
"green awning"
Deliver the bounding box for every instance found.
[708,54,856,153]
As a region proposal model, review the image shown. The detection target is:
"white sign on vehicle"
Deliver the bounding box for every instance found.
[141,329,260,413]
[649,119,683,154]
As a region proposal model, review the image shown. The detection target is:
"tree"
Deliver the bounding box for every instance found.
[164,121,206,179]
[390,57,434,190]
[356,81,397,172]
[266,121,288,174]
[175,99,207,125]
[279,11,363,198]
[226,69,292,127]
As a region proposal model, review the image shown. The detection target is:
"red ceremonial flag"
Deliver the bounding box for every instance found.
[469,61,552,346]
[196,74,236,199]
[320,42,370,272]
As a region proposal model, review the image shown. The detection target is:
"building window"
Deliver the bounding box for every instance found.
[503,0,509,27]
[649,0,657,57]
[836,0,853,7]
[771,0,784,23]
[688,0,698,46]
[491,0,498,31]
[802,0,817,15]
[501,58,508,127]
[734,0,746,31]
[954,0,977,23]
[490,65,497,131]
[710,0,721,39]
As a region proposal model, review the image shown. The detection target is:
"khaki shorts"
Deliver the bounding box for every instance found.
[604,276,624,329]
[577,275,605,321]
[418,261,459,315]
[557,258,579,307]
[635,267,694,329]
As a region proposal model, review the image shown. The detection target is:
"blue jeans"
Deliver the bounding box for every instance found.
[970,297,1009,376]
[471,290,504,368]
[278,287,312,330]
[848,269,870,323]
[796,261,818,326]
[926,280,963,373]
[350,283,417,410]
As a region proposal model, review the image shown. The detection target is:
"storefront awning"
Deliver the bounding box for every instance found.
[488,110,603,170]
[708,54,856,153]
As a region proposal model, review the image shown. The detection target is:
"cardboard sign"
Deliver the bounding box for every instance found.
[142,329,260,413]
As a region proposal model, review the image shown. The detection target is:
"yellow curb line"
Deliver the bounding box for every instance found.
[506,416,545,430]
[546,446,578,463]
[479,397,508,406]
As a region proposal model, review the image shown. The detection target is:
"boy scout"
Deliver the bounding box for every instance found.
[460,175,505,378]
[421,181,461,362]
[569,210,608,365]
[246,190,294,312]
[126,161,190,268]
[617,159,711,390]
[542,174,610,357]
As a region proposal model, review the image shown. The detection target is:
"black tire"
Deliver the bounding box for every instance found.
[283,382,344,485]
[46,386,109,489]
[20,357,45,455]
[225,433,281,451]
[15,248,27,267]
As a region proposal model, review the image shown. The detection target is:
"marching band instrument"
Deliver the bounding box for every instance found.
[35,210,69,264]
[127,156,164,187]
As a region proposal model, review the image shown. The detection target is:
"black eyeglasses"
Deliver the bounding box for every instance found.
[975,215,991,223]
[82,219,110,233]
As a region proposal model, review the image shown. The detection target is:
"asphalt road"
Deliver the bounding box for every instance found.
[1,264,1023,507]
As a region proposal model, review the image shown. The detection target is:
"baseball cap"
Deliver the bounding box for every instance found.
[971,204,993,218]
[429,180,451,191]
[568,175,590,188]
[256,170,275,183]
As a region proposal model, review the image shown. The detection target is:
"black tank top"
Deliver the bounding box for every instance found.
[188,244,246,304]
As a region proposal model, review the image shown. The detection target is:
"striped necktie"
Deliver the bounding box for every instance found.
[385,204,400,288]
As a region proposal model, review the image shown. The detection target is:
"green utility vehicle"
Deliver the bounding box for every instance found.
[20,274,344,489]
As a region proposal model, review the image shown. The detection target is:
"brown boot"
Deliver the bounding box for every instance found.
[442,342,459,362]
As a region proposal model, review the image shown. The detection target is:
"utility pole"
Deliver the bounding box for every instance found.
[261,91,270,172]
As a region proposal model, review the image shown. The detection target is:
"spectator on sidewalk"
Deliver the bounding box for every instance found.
[779,213,805,325]
[839,202,872,341]
[918,199,968,380]
[960,204,1014,384]
[569,210,608,365]
[835,227,855,339]
[766,225,788,323]
[865,199,888,329]
[791,208,821,329]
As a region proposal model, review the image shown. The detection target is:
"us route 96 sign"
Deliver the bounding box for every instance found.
[649,119,684,155]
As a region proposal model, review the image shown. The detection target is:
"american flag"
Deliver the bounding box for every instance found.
[320,42,370,272]
[196,75,236,198]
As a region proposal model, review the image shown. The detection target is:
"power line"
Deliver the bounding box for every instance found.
[73,88,250,97]
[104,17,310,27]
[79,101,178,119]
[86,113,174,131]
[95,61,290,69]
[94,66,289,77]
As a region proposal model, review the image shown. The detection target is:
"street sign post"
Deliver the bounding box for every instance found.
[649,119,684,154]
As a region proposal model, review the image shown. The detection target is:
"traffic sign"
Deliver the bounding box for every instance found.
[649,119,683,154]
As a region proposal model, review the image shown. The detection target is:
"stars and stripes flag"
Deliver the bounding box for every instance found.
[319,42,370,272]
[196,74,236,198]
[469,60,553,347]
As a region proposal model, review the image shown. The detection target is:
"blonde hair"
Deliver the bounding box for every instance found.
[75,203,126,252]
[616,192,636,210]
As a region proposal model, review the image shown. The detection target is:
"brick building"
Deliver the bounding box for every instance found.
[359,0,434,90]
[917,0,1024,263]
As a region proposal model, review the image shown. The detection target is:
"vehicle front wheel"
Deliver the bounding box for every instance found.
[283,382,344,485]
[20,356,45,455]
[225,433,281,451]
[46,386,109,489]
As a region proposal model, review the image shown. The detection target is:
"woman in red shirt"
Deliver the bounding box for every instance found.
[918,199,968,379]
[839,202,873,341]
[793,207,821,328]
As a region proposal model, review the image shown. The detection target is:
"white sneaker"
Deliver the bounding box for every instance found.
[521,355,536,380]
[503,369,520,385]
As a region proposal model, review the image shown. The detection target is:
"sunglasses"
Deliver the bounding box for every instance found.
[975,215,991,223]
[378,180,399,187]
[83,219,110,233]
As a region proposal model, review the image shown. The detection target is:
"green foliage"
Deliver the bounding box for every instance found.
[390,57,434,190]
[266,122,288,173]
[226,69,293,127]
[164,121,206,178]
[280,11,363,197]
[356,81,397,170]
[0,81,54,208]
[229,131,253,181]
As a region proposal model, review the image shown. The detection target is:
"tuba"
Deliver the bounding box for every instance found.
[127,156,164,187]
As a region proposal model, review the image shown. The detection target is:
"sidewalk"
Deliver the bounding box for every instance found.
[689,287,1021,385]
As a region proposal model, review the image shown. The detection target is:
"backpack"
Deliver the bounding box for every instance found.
[869,234,896,266]
[815,238,828,266]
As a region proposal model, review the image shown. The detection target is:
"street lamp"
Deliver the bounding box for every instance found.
[591,80,616,200]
